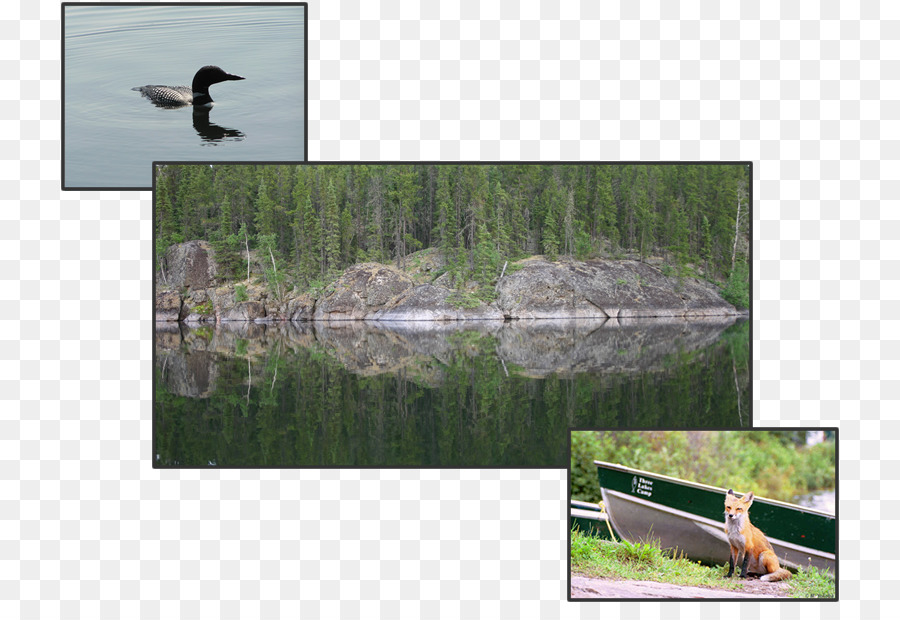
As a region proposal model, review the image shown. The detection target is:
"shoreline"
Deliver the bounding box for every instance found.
[156,311,748,325]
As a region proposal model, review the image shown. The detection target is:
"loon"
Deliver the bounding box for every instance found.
[132,65,245,107]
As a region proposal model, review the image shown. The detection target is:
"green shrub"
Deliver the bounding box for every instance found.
[721,262,749,309]
[447,292,482,309]
[575,229,593,260]
[571,431,835,505]
[192,300,213,315]
[234,284,248,303]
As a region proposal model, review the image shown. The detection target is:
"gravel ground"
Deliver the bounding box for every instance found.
[570,574,791,599]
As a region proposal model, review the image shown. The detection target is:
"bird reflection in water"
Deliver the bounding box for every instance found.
[191,106,245,143]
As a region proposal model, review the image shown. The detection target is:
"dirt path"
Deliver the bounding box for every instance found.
[571,574,791,599]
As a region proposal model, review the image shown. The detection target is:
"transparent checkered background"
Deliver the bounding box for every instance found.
[2,0,894,617]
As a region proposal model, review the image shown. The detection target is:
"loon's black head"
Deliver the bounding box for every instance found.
[192,65,245,94]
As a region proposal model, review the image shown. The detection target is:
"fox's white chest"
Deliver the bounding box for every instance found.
[727,529,746,550]
[726,515,746,549]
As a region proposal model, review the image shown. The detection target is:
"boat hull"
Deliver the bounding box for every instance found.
[595,461,835,574]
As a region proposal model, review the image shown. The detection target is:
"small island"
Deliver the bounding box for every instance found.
[155,164,750,323]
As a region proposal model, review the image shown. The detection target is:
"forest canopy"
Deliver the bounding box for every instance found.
[154,163,751,308]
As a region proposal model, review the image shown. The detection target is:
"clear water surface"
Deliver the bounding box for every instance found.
[154,317,750,468]
[64,4,306,189]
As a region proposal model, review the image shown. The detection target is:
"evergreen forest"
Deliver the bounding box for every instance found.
[155,163,751,308]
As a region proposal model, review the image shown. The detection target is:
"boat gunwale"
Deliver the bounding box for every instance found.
[594,460,835,519]
[570,507,609,521]
[570,499,602,511]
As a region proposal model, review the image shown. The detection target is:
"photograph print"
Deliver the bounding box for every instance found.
[569,429,837,601]
[62,3,307,190]
[154,162,750,468]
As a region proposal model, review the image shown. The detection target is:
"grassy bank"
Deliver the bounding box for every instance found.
[571,529,835,599]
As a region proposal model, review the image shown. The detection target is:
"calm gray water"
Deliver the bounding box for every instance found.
[64,4,306,189]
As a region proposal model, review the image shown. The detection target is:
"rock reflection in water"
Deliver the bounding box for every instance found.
[154,317,749,468]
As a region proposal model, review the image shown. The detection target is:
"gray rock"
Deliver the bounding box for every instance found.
[313,263,414,321]
[219,301,267,322]
[372,284,504,321]
[155,248,739,323]
[163,240,218,290]
[496,259,737,319]
[155,290,184,322]
[286,295,315,321]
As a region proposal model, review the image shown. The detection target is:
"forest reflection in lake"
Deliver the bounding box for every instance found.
[154,317,749,468]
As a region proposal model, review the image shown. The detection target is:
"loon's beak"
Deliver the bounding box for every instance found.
[226,73,245,81]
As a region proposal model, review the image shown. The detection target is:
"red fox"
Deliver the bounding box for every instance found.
[724,489,791,582]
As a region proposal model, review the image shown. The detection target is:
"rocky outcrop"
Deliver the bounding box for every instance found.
[372,284,504,321]
[181,289,215,323]
[495,259,738,319]
[219,301,266,322]
[284,294,316,321]
[313,263,414,321]
[156,290,184,322]
[155,242,741,322]
[163,240,218,290]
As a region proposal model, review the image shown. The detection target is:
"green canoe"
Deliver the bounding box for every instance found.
[595,460,836,573]
[570,499,614,540]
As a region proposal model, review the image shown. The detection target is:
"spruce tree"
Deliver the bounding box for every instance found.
[322,178,341,279]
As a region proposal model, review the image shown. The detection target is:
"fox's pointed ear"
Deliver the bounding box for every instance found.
[745,491,754,503]
[727,489,735,496]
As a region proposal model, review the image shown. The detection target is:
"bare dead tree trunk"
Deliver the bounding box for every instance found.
[246,358,251,406]
[244,228,250,281]
[731,177,747,274]
[268,246,281,300]
[158,257,168,287]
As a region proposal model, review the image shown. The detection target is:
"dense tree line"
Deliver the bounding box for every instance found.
[155,163,750,305]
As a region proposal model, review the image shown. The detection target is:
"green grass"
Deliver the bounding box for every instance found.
[446,291,483,309]
[787,565,836,599]
[571,529,835,598]
[571,528,738,589]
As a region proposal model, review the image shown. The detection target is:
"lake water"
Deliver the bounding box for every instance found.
[154,317,750,468]
[794,490,836,515]
[63,4,306,190]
